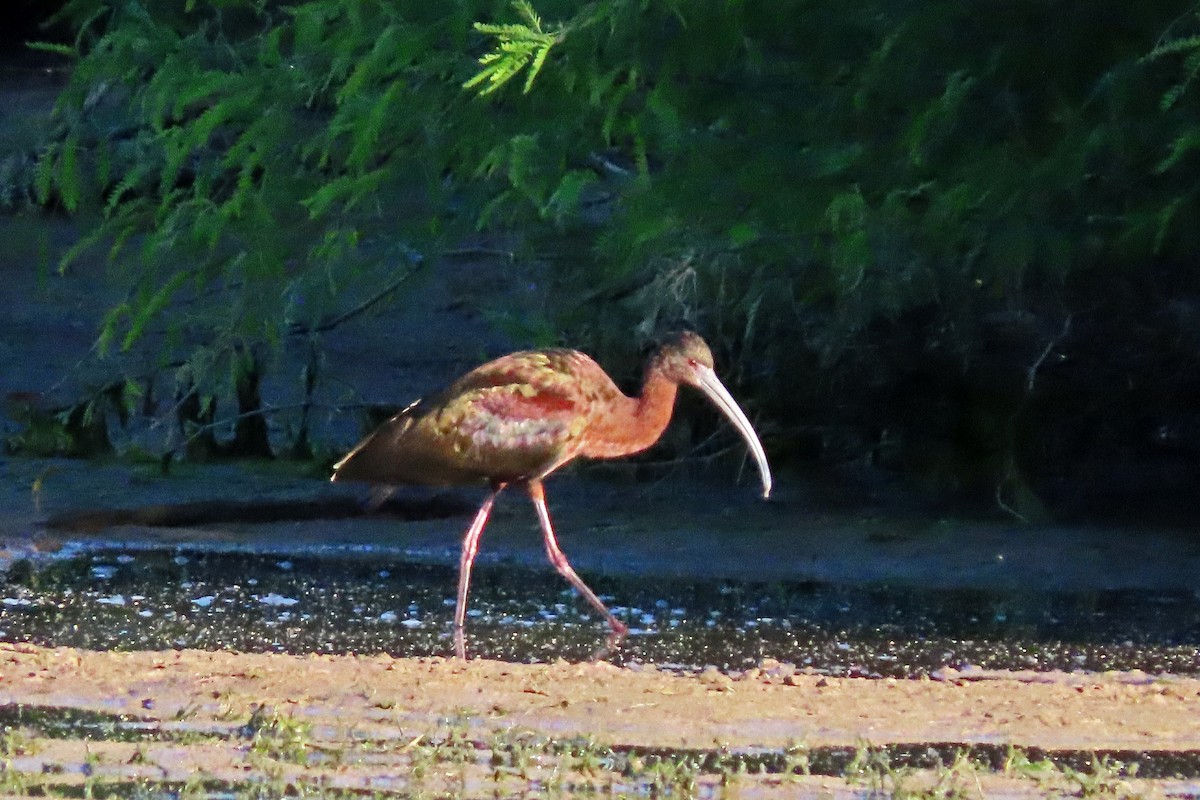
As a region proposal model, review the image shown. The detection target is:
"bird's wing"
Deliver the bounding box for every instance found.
[332,351,589,487]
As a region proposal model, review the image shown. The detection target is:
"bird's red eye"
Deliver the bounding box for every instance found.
[687,358,698,367]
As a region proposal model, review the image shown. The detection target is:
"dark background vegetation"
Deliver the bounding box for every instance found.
[3,0,1199,526]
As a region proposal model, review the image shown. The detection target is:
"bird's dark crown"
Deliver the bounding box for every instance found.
[652,330,714,383]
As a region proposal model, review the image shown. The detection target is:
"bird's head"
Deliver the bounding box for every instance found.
[653,331,773,499]
[653,330,716,384]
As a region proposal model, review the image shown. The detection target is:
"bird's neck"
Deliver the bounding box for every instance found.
[585,366,678,459]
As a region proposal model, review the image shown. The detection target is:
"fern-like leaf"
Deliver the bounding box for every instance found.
[26,40,77,58]
[123,271,191,352]
[463,0,561,96]
[1142,34,1200,63]
[59,135,82,213]
[97,302,132,357]
[34,143,57,206]
[1157,129,1200,174]
[1142,25,1200,112]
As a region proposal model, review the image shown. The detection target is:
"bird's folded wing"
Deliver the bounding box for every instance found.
[332,383,583,486]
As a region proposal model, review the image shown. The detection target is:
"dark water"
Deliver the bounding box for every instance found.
[2,548,1197,676]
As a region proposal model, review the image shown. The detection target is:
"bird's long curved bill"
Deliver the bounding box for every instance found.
[694,365,773,498]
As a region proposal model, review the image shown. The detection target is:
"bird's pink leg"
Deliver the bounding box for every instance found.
[527,480,629,643]
[455,485,504,659]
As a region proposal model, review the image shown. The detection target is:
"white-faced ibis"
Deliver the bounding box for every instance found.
[331,331,772,657]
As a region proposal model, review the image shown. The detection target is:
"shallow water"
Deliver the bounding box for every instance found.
[2,548,1197,676]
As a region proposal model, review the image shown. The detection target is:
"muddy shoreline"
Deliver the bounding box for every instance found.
[2,644,1200,798]
[7,644,1200,751]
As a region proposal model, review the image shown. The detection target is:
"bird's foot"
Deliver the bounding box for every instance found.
[590,618,628,662]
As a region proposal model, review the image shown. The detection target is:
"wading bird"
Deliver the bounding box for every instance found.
[331,331,772,658]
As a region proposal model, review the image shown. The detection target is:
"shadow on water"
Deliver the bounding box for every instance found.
[1,548,1197,676]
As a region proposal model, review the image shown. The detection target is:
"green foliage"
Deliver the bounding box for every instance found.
[244,705,312,766]
[1143,30,1200,111]
[464,0,562,96]
[33,0,487,407]
[18,0,1200,507]
[3,382,131,458]
[451,0,1200,506]
[1143,12,1200,177]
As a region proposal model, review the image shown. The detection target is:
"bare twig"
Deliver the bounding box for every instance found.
[169,401,309,448]
[996,315,1073,522]
[995,477,1028,524]
[639,422,764,494]
[164,398,394,448]
[442,246,518,261]
[1025,315,1073,394]
[291,262,423,336]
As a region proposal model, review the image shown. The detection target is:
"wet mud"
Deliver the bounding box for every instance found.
[3,547,1198,675]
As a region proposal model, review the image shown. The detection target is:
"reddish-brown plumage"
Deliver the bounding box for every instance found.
[331,331,772,658]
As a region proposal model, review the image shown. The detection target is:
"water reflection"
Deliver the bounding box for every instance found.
[1,549,1197,676]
